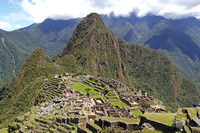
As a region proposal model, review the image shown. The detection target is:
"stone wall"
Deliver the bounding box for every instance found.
[86,123,99,133]
[95,118,140,131]
[57,127,68,133]
[95,119,102,128]
[117,121,127,129]
[58,115,95,124]
[139,116,175,133]
[60,124,73,130]
[56,117,62,123]
[35,118,51,125]
[103,120,111,128]
[78,117,87,123]
[48,121,56,130]
[192,128,200,133]
[127,123,141,130]
[77,126,87,133]
[70,117,79,124]
[88,115,97,121]
[121,98,131,106]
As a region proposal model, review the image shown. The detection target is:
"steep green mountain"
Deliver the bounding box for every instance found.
[0,78,16,101]
[56,13,128,82]
[120,43,199,107]
[0,30,29,83]
[0,48,62,128]
[0,19,79,83]
[103,14,200,80]
[169,17,200,48]
[13,48,51,96]
[1,13,200,84]
[55,13,199,108]
[142,20,200,79]
[0,12,199,129]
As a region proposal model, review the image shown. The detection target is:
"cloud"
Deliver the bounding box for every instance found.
[20,0,200,23]
[4,12,33,22]
[0,21,12,30]
[14,24,22,29]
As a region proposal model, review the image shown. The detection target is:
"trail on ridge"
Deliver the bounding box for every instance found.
[1,37,16,77]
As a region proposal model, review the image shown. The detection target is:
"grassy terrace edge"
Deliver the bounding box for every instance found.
[70,82,129,108]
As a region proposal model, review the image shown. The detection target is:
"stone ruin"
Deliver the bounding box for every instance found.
[8,74,170,132]
[85,76,163,112]
[93,97,136,118]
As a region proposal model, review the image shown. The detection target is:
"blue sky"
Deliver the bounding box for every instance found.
[1,0,200,31]
[0,0,33,31]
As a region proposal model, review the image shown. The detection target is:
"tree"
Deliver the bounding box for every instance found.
[85,88,91,97]
[101,88,108,96]
[139,101,149,109]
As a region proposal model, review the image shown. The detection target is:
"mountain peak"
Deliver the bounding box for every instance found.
[13,48,51,96]
[62,12,113,54]
[60,13,127,81]
[76,12,105,29]
[84,12,104,24]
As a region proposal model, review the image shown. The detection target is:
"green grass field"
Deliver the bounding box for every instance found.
[184,125,191,133]
[143,113,176,126]
[131,110,143,116]
[0,128,8,133]
[191,126,200,131]
[70,82,129,108]
[71,82,100,96]
[176,108,187,120]
[101,117,140,124]
[184,108,197,119]
[141,127,162,133]
[107,100,129,108]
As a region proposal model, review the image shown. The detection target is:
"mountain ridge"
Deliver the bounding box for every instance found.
[1,13,200,83]
[56,13,199,107]
[0,12,199,129]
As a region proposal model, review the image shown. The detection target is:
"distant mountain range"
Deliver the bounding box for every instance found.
[101,14,200,80]
[0,13,199,128]
[0,18,80,83]
[1,13,200,84]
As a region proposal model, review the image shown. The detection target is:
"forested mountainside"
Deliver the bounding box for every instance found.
[1,14,199,129]
[0,19,80,83]
[102,14,200,80]
[1,13,200,86]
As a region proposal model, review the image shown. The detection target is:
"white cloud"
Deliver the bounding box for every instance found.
[20,0,200,23]
[14,24,22,29]
[0,21,12,30]
[4,12,33,22]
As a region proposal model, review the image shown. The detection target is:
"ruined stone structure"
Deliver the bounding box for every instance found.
[84,76,163,112]
[93,98,135,118]
[8,74,171,132]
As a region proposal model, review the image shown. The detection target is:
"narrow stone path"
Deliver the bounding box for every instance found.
[1,37,16,77]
